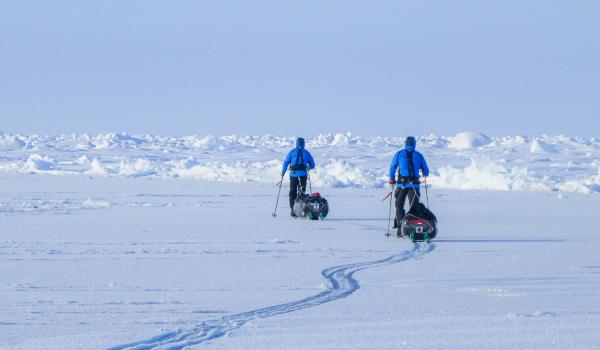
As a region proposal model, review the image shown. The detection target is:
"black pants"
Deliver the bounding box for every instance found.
[289,176,307,209]
[394,187,420,228]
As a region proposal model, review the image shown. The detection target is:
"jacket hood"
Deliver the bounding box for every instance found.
[296,137,305,149]
[405,136,416,152]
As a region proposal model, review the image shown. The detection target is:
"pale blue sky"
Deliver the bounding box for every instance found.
[1,1,599,136]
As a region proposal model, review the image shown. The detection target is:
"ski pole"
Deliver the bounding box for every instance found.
[386,184,395,237]
[308,170,312,194]
[272,175,284,217]
[381,190,393,202]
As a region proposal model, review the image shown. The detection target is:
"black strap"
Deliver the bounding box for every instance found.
[400,176,420,184]
[406,150,416,178]
[298,149,304,166]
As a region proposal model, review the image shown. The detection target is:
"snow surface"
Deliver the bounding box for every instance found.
[1,173,599,349]
[1,131,600,193]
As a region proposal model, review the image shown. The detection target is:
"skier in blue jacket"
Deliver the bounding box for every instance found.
[389,136,429,235]
[282,137,316,217]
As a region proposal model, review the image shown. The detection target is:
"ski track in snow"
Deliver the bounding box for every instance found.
[108,243,434,350]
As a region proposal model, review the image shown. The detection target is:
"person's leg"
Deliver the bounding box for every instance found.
[394,188,408,229]
[289,176,299,209]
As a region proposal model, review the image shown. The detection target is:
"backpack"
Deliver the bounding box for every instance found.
[400,202,438,241]
[293,193,329,220]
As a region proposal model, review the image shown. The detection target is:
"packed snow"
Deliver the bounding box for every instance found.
[1,130,600,349]
[1,131,600,193]
[1,174,599,349]
[0,132,600,350]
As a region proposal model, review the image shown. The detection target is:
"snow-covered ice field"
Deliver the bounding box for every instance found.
[1,131,600,193]
[2,175,600,349]
[1,132,600,349]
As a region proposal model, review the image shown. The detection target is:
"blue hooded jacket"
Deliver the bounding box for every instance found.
[282,138,316,177]
[389,137,429,188]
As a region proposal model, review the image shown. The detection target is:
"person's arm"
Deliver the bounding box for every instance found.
[282,151,292,176]
[420,153,430,177]
[389,152,399,181]
[305,150,315,170]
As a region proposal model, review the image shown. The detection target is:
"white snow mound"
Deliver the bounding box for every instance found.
[0,133,26,150]
[23,154,58,173]
[448,132,492,149]
[85,158,110,176]
[530,139,558,154]
[429,156,551,192]
[311,159,379,188]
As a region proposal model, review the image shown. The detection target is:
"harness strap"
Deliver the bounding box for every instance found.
[406,150,416,178]
[407,185,421,212]
[399,176,420,184]
[290,149,307,171]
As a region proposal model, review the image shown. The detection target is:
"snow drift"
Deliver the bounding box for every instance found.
[429,157,551,192]
[23,154,59,174]
[448,132,492,149]
[530,139,558,154]
[0,132,26,150]
[0,132,599,194]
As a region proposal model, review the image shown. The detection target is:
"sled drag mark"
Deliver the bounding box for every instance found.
[108,243,434,350]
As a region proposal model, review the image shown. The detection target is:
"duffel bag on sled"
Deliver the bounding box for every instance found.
[293,193,329,220]
[400,203,438,241]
